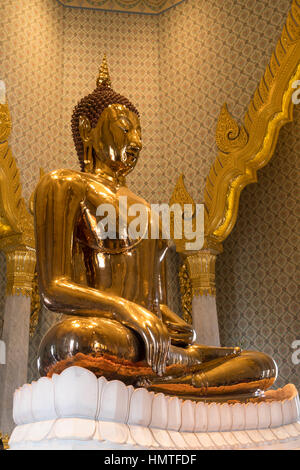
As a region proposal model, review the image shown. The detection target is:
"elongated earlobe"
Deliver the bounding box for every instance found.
[79,115,93,172]
[79,115,92,144]
[82,142,93,173]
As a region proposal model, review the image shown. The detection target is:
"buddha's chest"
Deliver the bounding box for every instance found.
[73,180,167,305]
[78,181,159,255]
[74,209,165,306]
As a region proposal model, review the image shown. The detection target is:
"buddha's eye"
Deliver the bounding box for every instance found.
[117,117,131,134]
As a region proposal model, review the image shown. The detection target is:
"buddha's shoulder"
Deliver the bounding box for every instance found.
[42,168,83,182]
[36,169,87,191]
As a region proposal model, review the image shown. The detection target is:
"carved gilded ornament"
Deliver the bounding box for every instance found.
[30,269,40,337]
[185,251,217,298]
[0,100,36,298]
[57,0,185,15]
[178,262,192,324]
[169,174,197,254]
[0,432,9,450]
[171,0,300,317]
[178,251,217,325]
[96,53,111,88]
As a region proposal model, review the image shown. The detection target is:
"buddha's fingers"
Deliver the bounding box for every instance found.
[145,325,159,374]
[156,331,163,376]
[157,332,167,376]
[148,342,154,368]
[189,345,241,363]
[216,346,241,357]
[166,322,195,347]
[144,323,169,376]
[205,346,241,361]
[164,339,170,375]
[158,329,167,376]
[158,335,169,377]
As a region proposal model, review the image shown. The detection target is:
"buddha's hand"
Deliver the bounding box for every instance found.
[160,304,196,346]
[123,302,170,376]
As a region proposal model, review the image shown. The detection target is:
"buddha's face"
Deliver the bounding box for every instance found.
[79,103,142,177]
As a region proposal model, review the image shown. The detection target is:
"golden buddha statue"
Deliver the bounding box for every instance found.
[34,56,277,400]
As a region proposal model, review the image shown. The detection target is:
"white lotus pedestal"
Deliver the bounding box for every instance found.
[9,367,300,450]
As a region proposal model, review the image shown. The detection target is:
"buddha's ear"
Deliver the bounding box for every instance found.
[78,115,92,144]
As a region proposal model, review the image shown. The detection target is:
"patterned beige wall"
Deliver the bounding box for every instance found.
[0,255,6,338]
[1,0,64,202]
[1,0,64,346]
[1,0,299,388]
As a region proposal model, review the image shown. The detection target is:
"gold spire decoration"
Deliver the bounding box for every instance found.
[96,54,112,87]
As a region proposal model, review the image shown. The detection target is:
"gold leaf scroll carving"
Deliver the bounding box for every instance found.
[204,0,300,243]
[0,101,36,299]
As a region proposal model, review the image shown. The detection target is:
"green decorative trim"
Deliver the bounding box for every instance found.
[56,0,186,15]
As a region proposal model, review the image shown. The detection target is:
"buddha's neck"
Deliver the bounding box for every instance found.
[94,162,126,188]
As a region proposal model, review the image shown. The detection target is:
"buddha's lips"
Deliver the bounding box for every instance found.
[125,150,138,164]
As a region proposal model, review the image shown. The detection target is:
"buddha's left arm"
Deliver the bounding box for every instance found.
[158,245,195,347]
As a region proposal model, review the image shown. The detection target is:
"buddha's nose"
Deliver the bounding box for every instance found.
[128,131,142,151]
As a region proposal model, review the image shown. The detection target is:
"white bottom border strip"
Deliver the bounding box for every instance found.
[9,419,300,450]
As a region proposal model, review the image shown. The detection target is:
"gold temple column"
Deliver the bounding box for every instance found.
[0,249,36,434]
[181,249,220,347]
[170,176,221,346]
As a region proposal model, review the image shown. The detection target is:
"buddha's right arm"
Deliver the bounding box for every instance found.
[34,170,169,374]
[41,277,136,320]
[41,277,169,375]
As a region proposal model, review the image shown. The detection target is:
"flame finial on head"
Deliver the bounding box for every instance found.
[96,54,111,87]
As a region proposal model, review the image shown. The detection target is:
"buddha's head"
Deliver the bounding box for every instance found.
[71,56,142,178]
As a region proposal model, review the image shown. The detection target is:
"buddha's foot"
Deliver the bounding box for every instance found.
[140,350,278,400]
